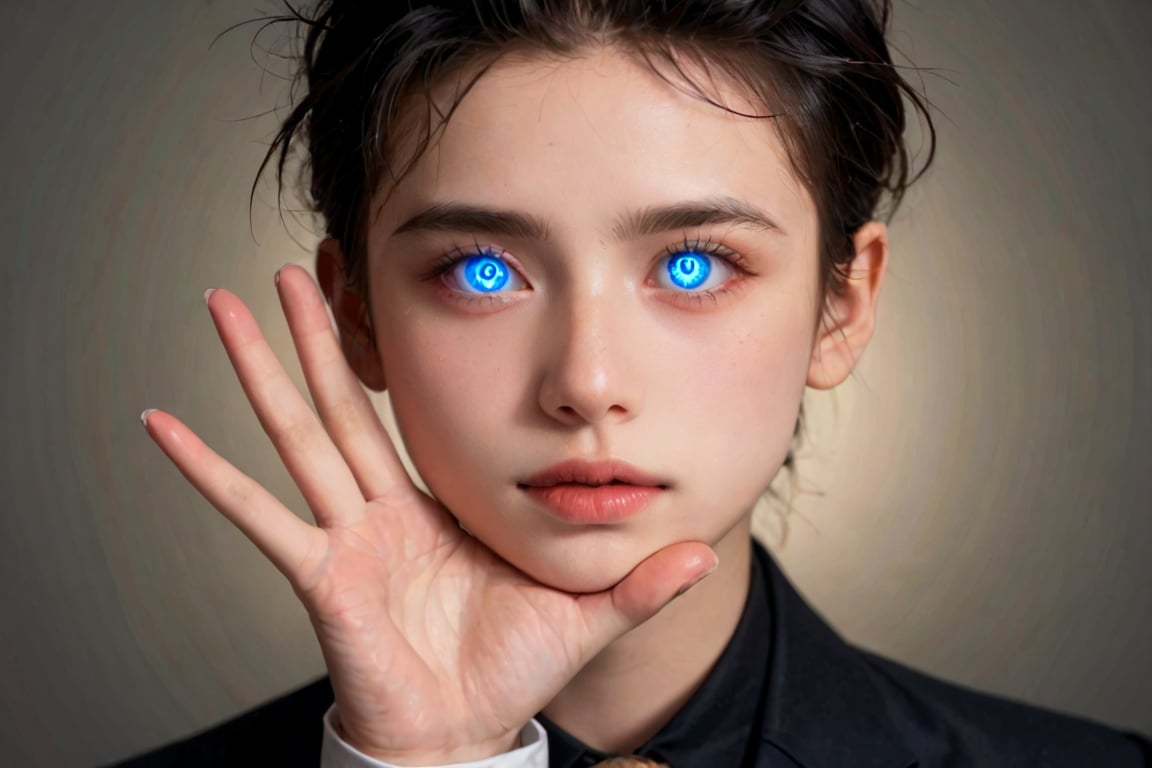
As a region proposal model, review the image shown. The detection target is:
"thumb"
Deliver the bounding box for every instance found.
[580,541,718,647]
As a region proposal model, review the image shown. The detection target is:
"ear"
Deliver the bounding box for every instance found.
[806,221,889,390]
[316,238,388,392]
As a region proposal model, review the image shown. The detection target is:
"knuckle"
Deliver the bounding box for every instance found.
[322,396,363,437]
[221,476,253,506]
[270,418,316,454]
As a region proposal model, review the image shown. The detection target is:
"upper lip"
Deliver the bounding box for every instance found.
[519,459,668,488]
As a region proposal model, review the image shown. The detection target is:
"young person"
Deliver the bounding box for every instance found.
[121,1,1150,765]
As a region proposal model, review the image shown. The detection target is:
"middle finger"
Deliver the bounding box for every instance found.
[206,287,366,528]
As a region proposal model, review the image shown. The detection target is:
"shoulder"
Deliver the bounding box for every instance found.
[753,541,1149,766]
[858,650,1151,767]
[103,676,334,767]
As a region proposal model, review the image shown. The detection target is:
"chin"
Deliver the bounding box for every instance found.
[528,566,626,595]
[500,537,652,595]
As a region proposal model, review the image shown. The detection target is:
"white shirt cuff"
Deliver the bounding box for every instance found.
[320,704,549,768]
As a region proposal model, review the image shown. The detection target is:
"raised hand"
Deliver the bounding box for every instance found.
[140,264,716,765]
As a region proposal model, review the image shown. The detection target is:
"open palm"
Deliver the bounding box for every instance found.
[141,265,715,764]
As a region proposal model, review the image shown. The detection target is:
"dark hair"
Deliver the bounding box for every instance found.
[252,0,936,513]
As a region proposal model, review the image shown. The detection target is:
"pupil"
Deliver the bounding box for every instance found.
[668,252,710,290]
[466,256,508,292]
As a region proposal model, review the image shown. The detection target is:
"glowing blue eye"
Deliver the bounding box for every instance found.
[652,249,734,293]
[666,252,712,290]
[445,252,528,297]
[461,254,511,293]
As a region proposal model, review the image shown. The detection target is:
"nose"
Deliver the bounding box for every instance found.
[537,292,643,427]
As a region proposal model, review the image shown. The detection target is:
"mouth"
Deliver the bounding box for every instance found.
[519,458,669,489]
[518,459,668,524]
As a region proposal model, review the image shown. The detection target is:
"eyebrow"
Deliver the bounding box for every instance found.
[393,202,551,241]
[391,196,785,241]
[613,197,785,240]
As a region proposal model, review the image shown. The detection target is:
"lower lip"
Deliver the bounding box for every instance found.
[522,484,662,524]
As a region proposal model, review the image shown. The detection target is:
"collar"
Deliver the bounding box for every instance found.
[542,547,771,768]
[755,541,919,767]
[541,540,920,768]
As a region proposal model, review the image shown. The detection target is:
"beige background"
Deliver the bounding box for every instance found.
[1,1,1149,765]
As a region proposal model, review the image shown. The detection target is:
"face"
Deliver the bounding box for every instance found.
[354,48,838,593]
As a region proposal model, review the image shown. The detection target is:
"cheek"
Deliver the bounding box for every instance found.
[378,313,524,468]
[669,302,815,491]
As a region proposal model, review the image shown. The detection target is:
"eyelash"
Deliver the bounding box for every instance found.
[424,236,753,306]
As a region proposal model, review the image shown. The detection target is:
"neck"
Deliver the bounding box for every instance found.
[543,517,754,754]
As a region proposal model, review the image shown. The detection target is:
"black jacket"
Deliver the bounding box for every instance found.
[109,542,1151,766]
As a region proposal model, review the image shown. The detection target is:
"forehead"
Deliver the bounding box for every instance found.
[374,47,813,236]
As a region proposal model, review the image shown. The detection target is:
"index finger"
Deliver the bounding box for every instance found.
[275,264,411,501]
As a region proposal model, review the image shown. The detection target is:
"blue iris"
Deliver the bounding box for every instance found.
[463,255,511,293]
[666,252,712,290]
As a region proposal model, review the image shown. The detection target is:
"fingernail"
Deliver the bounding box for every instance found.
[203,288,217,306]
[675,561,718,598]
[275,263,295,285]
[140,408,157,427]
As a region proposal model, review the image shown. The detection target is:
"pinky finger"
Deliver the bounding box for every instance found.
[140,408,323,583]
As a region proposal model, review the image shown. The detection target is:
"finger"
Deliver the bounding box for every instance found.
[274,265,409,501]
[205,288,366,528]
[141,408,322,581]
[578,542,718,646]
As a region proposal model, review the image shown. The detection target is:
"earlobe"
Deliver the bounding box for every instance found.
[806,221,888,390]
[316,238,388,392]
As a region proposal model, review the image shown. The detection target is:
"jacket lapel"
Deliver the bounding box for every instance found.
[755,543,919,768]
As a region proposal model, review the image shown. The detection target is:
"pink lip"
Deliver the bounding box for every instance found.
[518,459,667,524]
